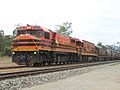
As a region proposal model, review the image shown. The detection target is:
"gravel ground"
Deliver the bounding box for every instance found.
[23,62,120,90]
[0,62,120,90]
[0,57,17,67]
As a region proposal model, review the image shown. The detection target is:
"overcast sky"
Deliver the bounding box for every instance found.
[0,0,120,45]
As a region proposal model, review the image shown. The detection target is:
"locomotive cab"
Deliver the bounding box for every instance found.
[16,25,51,41]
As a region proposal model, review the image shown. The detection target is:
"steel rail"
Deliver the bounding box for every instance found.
[0,60,120,80]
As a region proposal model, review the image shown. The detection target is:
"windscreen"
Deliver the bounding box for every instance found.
[17,30,44,36]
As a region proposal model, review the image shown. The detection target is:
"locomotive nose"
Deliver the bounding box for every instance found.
[12,34,40,66]
[13,34,38,40]
[12,34,40,51]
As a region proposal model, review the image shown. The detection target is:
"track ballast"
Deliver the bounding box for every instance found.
[0,60,120,80]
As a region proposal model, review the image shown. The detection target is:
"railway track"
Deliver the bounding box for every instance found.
[0,60,120,80]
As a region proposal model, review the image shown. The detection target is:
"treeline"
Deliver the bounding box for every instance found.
[97,42,120,52]
[0,30,12,57]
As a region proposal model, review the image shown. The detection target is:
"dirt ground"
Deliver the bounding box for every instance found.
[23,62,120,90]
[0,57,17,67]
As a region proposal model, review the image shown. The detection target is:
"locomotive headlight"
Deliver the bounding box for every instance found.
[12,52,15,55]
[34,52,37,54]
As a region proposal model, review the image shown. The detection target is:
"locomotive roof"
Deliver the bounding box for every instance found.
[17,25,50,32]
[82,40,94,45]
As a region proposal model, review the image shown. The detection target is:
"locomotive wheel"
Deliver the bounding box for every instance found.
[33,63,42,67]
[33,63,38,67]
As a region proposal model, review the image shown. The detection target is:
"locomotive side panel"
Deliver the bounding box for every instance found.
[55,34,71,45]
[82,40,97,56]
[54,34,77,53]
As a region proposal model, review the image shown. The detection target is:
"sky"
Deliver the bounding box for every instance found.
[0,0,120,45]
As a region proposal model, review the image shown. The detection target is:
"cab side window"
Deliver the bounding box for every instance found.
[76,41,81,46]
[37,30,43,37]
[44,32,50,39]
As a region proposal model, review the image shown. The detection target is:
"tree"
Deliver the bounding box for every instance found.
[107,42,120,51]
[97,42,107,49]
[3,35,12,56]
[97,42,102,47]
[13,28,17,37]
[0,30,4,56]
[0,33,12,57]
[55,22,73,36]
[0,30,4,36]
